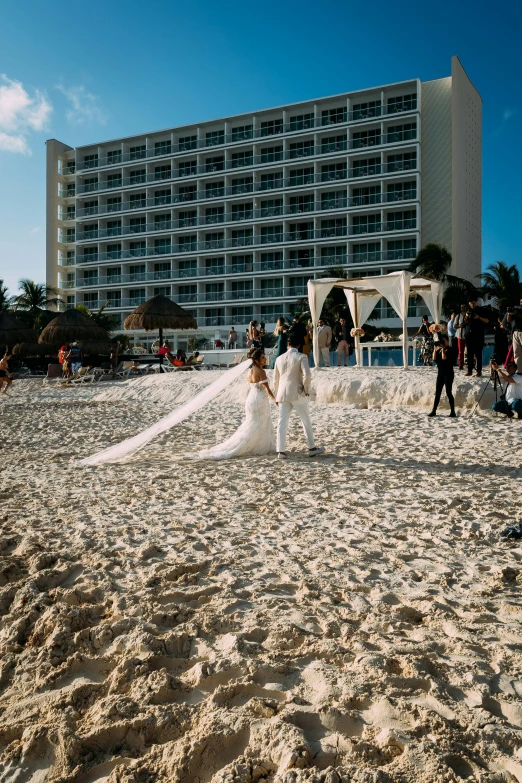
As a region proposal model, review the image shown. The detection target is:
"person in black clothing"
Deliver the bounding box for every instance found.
[288,315,307,353]
[464,299,489,377]
[428,335,456,418]
[493,316,509,365]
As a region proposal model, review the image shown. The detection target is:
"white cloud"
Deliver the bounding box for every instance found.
[0,75,52,155]
[493,107,516,136]
[56,84,107,125]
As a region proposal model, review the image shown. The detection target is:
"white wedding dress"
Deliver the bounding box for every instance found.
[198,379,276,460]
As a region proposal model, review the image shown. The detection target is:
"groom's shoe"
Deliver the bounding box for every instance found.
[277,452,288,460]
[309,446,325,457]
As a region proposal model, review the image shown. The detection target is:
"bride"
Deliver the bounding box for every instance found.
[198,347,277,460]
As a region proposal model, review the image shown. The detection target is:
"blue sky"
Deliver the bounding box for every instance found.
[0,0,520,294]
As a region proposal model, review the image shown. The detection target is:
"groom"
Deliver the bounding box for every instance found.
[274,334,325,460]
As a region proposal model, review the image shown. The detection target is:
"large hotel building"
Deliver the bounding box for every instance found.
[46,56,481,344]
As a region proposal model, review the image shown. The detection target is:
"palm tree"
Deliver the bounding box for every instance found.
[76,303,120,332]
[0,280,12,312]
[14,279,62,327]
[480,261,522,311]
[408,243,453,281]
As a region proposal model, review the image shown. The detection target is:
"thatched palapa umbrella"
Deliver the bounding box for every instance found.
[39,309,109,345]
[0,312,37,351]
[124,295,197,370]
[12,343,60,357]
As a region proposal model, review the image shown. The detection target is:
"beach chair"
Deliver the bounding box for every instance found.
[227,353,246,368]
[70,367,102,385]
[42,363,66,386]
[114,361,134,380]
[193,355,205,370]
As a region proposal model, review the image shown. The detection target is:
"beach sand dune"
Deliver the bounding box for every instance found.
[0,371,521,782]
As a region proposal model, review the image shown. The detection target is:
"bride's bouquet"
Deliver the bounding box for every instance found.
[350,327,365,337]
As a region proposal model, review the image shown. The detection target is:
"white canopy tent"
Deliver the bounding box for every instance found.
[308,271,444,369]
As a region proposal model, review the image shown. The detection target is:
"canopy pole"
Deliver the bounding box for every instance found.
[354,291,362,369]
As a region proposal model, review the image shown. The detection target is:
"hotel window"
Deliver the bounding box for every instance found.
[261,304,283,320]
[352,100,382,120]
[288,167,314,187]
[129,264,146,280]
[231,228,253,247]
[288,277,307,296]
[83,153,98,169]
[351,157,381,177]
[231,203,253,221]
[66,250,75,263]
[83,246,98,261]
[106,267,121,283]
[129,241,146,257]
[387,181,416,202]
[154,189,171,205]
[205,181,224,198]
[230,254,253,273]
[66,227,76,242]
[231,306,253,322]
[289,140,314,159]
[260,198,282,217]
[259,252,283,270]
[260,172,283,190]
[261,278,283,295]
[352,129,381,149]
[321,217,347,238]
[203,232,224,250]
[320,162,347,182]
[288,221,313,241]
[106,244,122,259]
[231,124,253,141]
[321,135,347,154]
[231,150,254,168]
[178,284,197,302]
[84,293,98,307]
[129,169,146,184]
[205,206,224,224]
[321,190,347,210]
[259,146,283,163]
[155,140,172,155]
[288,250,311,268]
[67,295,75,306]
[106,290,122,307]
[130,288,146,305]
[179,210,197,227]
[231,280,253,298]
[154,286,171,297]
[154,238,171,254]
[206,130,225,146]
[205,258,225,276]
[107,149,122,164]
[351,185,381,206]
[67,183,76,197]
[260,119,283,137]
[178,185,197,201]
[129,193,146,209]
[106,220,122,236]
[289,194,314,214]
[179,235,197,252]
[83,269,98,283]
[179,259,197,277]
[83,177,98,192]
[260,225,283,244]
[106,196,121,212]
[231,177,253,195]
[352,243,381,263]
[107,173,122,188]
[387,123,417,143]
[179,135,197,151]
[387,239,416,260]
[83,223,98,239]
[129,145,146,160]
[66,205,76,219]
[352,214,381,234]
[155,164,172,180]
[153,262,171,279]
[321,107,347,126]
[386,210,416,230]
[205,156,224,173]
[178,160,196,177]
[387,94,417,114]
[129,217,146,233]
[289,113,314,131]
[321,245,347,264]
[154,213,171,230]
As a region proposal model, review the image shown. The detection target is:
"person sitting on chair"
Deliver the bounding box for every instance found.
[186,351,200,365]
[491,361,522,419]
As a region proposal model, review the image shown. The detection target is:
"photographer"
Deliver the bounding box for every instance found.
[428,335,456,418]
[463,299,489,378]
[491,361,522,419]
[507,298,522,372]
[453,303,468,370]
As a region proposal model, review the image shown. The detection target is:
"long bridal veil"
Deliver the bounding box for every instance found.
[78,360,250,466]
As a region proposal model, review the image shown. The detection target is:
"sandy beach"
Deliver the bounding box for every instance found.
[1,368,521,783]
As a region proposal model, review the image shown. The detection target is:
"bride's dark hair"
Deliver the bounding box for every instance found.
[248,347,264,366]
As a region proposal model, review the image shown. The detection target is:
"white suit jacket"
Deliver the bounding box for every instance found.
[274,348,312,403]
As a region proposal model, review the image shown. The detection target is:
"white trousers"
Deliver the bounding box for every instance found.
[319,346,331,367]
[277,397,315,452]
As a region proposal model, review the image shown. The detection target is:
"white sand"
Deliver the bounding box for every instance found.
[0,369,521,783]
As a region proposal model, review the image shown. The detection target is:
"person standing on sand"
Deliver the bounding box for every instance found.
[428,335,456,418]
[0,353,13,394]
[317,318,332,367]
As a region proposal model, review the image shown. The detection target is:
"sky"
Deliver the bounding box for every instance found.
[0,0,520,295]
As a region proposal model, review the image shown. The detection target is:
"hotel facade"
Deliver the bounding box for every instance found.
[46,56,481,344]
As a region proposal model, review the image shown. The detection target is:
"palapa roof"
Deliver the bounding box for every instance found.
[12,342,60,357]
[39,309,109,344]
[124,295,198,331]
[0,312,38,347]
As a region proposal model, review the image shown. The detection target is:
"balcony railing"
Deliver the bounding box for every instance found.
[73,101,418,172]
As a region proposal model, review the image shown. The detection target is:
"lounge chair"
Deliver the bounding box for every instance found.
[114,361,134,380]
[42,363,66,386]
[70,367,103,385]
[228,353,246,368]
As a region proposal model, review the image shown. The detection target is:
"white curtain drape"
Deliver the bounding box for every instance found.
[369,272,412,367]
[308,278,337,365]
[416,281,444,324]
[344,290,381,367]
[78,360,251,466]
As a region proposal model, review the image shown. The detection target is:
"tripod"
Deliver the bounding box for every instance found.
[469,367,505,418]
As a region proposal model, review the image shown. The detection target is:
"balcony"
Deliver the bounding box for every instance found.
[74,100,418,172]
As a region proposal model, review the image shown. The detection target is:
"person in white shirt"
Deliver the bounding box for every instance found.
[491,361,522,418]
[316,319,332,367]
